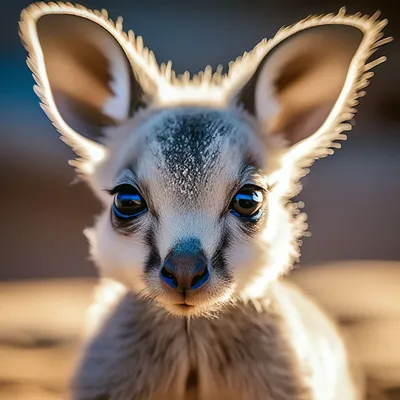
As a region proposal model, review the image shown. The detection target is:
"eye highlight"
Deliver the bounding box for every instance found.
[111,185,148,219]
[229,185,264,221]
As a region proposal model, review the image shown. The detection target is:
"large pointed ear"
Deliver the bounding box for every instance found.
[19,3,162,174]
[227,9,391,197]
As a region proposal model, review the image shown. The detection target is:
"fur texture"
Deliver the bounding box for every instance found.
[19,3,391,399]
[74,280,359,400]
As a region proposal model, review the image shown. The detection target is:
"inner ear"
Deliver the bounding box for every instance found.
[37,14,142,140]
[238,25,364,145]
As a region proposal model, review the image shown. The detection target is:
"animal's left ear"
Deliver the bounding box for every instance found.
[229,9,391,197]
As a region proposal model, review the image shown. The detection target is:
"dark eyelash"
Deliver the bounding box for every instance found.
[106,184,139,196]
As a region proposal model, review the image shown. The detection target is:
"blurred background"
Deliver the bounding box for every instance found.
[0,0,399,399]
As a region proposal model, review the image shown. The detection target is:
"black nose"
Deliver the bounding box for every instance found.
[160,240,210,291]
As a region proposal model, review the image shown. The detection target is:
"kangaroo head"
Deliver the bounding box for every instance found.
[20,3,390,317]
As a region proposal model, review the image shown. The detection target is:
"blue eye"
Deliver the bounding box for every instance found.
[230,185,264,221]
[113,191,148,219]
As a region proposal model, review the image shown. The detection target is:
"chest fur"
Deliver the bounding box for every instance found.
[72,294,311,400]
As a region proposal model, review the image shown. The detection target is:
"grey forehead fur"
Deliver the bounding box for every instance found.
[145,108,249,198]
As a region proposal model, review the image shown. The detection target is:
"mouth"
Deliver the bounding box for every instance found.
[161,302,200,317]
[174,303,196,310]
[154,279,237,317]
[175,303,195,310]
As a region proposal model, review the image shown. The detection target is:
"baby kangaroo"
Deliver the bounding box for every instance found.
[20,3,391,399]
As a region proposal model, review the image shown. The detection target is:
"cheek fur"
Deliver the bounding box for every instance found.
[86,212,148,293]
[224,194,292,295]
[225,235,269,292]
[240,193,307,299]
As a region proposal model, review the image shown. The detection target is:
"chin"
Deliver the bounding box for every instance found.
[161,303,207,318]
[155,285,238,318]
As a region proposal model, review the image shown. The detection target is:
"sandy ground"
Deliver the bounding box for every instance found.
[0,279,94,400]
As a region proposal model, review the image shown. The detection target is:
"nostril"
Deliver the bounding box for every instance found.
[190,266,210,290]
[160,266,178,288]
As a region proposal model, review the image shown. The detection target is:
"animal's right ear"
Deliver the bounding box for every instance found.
[19,3,161,174]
